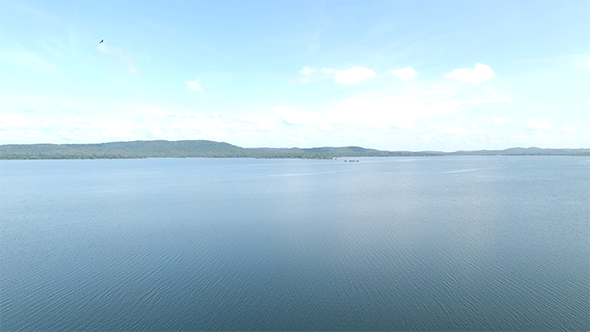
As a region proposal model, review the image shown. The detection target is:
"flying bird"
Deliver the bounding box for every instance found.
[99,39,104,43]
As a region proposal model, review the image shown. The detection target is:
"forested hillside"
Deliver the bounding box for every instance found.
[0,140,588,160]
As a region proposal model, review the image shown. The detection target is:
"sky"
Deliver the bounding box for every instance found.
[1,0,589,151]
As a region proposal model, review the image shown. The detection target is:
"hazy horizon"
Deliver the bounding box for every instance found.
[2,138,589,154]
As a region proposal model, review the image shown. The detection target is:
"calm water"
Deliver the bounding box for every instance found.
[1,156,588,331]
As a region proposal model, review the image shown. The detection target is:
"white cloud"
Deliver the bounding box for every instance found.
[526,118,553,130]
[564,126,576,133]
[187,81,204,92]
[491,115,511,124]
[295,67,340,84]
[324,83,506,129]
[464,95,511,105]
[439,126,469,135]
[0,113,30,127]
[274,106,313,126]
[299,66,315,75]
[274,106,332,130]
[393,120,416,129]
[446,63,495,84]
[334,66,375,84]
[0,71,527,149]
[275,90,465,131]
[390,67,417,81]
[331,96,441,128]
[297,67,315,83]
[427,123,440,129]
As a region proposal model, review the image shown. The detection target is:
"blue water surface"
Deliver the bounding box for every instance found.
[1,156,588,331]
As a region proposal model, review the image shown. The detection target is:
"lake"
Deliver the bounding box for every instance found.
[1,156,588,331]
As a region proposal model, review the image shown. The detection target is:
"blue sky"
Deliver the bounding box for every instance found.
[1,0,588,151]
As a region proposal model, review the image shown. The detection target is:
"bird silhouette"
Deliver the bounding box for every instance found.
[99,39,104,43]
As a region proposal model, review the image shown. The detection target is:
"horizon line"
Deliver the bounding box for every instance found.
[1,139,588,154]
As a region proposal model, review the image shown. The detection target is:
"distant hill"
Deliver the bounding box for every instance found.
[0,140,588,160]
[0,140,249,159]
[448,147,590,156]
